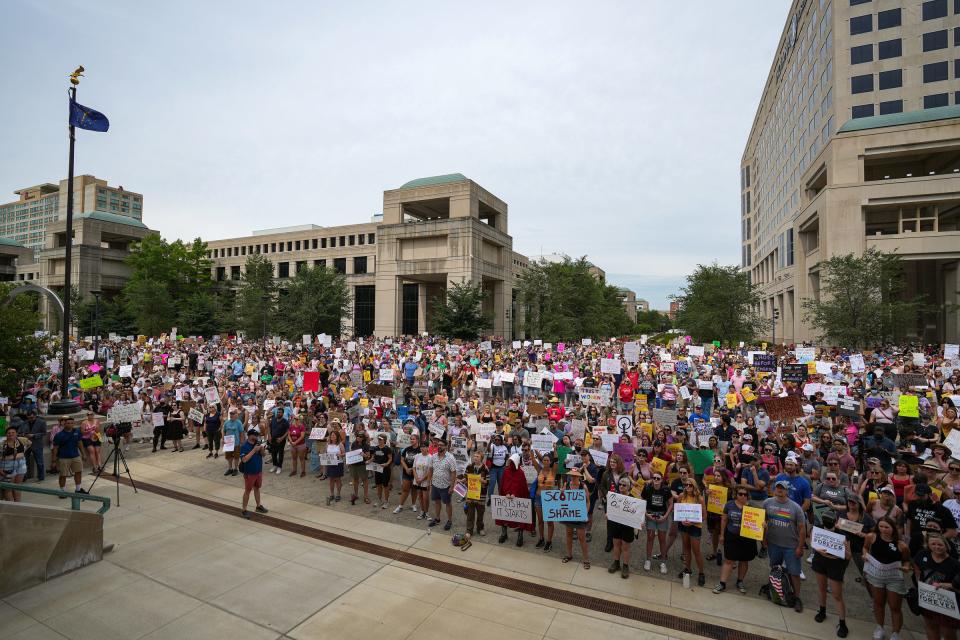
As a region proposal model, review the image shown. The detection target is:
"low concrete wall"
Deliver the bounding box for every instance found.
[0,502,103,597]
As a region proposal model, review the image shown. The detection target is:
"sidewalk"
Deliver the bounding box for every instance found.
[1,443,927,640]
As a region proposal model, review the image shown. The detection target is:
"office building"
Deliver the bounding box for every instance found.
[742,0,960,344]
[0,175,143,255]
[206,174,526,338]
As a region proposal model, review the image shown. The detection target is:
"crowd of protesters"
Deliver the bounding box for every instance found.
[3,333,960,640]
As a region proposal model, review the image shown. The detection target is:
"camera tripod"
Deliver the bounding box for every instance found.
[88,437,138,505]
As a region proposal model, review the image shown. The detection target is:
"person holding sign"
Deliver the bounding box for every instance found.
[642,472,673,574]
[495,453,535,545]
[811,512,851,638]
[531,451,558,551]
[463,451,488,537]
[713,485,757,594]
[560,468,591,569]
[324,430,345,505]
[914,532,960,640]
[862,517,910,640]
[222,409,245,476]
[606,476,636,579]
[676,479,707,586]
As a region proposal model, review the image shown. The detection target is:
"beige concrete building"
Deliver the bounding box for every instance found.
[636,298,650,313]
[0,175,143,255]
[206,174,527,338]
[742,0,960,344]
[617,287,638,323]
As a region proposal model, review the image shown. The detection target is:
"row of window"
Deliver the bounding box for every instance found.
[214,256,370,281]
[209,232,376,259]
[852,91,960,118]
[851,1,959,34]
[851,59,960,98]
[850,37,902,64]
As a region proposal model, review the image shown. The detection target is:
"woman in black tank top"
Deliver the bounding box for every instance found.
[861,517,910,640]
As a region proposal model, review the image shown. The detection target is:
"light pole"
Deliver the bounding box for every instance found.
[90,290,101,365]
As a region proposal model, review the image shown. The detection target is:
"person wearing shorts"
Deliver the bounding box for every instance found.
[607,477,636,579]
[348,431,370,505]
[394,432,421,514]
[714,485,757,594]
[239,429,268,518]
[222,409,245,477]
[1,426,29,501]
[862,516,910,640]
[762,479,806,612]
[52,417,86,495]
[810,513,850,637]
[372,434,393,508]
[642,473,672,574]
[428,439,458,531]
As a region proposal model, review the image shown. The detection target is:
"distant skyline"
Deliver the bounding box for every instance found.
[1,0,788,308]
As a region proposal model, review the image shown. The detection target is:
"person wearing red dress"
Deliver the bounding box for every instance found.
[495,454,535,546]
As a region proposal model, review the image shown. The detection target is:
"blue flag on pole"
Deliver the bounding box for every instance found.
[69,98,109,132]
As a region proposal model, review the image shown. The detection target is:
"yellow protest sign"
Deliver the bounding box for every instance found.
[584,432,592,448]
[932,486,943,501]
[807,362,817,374]
[707,485,728,514]
[363,370,371,382]
[630,477,646,498]
[868,491,878,504]
[725,393,738,409]
[761,342,767,351]
[467,474,481,500]
[359,398,368,408]
[899,395,919,419]
[740,505,765,540]
[741,387,756,403]
[650,457,669,477]
[79,375,103,390]
[667,442,683,455]
[640,422,653,438]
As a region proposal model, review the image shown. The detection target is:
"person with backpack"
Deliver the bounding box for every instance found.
[811,511,851,638]
[763,479,807,613]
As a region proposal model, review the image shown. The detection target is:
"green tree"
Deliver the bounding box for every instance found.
[802,248,927,347]
[635,309,672,334]
[0,283,51,397]
[276,266,352,339]
[431,281,492,339]
[516,256,634,342]
[236,254,276,339]
[673,263,766,345]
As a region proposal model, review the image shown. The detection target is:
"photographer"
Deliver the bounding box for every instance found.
[239,429,269,518]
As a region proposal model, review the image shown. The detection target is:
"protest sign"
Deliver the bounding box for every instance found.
[108,403,141,424]
[188,407,204,423]
[569,419,587,441]
[612,442,635,470]
[527,401,547,416]
[864,554,902,581]
[378,368,395,382]
[491,496,533,524]
[205,387,220,404]
[578,388,611,406]
[302,371,320,392]
[687,450,714,474]
[811,526,846,558]
[795,347,815,363]
[764,396,804,421]
[848,354,865,373]
[782,364,808,383]
[151,412,165,427]
[606,491,646,529]
[652,408,678,426]
[898,395,920,418]
[740,506,765,540]
[615,415,633,437]
[365,383,394,398]
[623,341,640,363]
[894,373,928,389]
[467,474,482,500]
[589,449,609,466]
[673,503,703,524]
[119,364,133,378]
[687,345,704,357]
[345,449,364,465]
[316,451,340,466]
[309,427,327,440]
[650,457,669,477]
[451,436,469,474]
[753,354,776,372]
[223,435,236,452]
[919,582,960,620]
[706,485,727,514]
[542,489,588,522]
[79,375,103,390]
[531,433,556,453]
[600,358,621,374]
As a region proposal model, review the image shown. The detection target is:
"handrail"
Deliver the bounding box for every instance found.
[0,482,110,514]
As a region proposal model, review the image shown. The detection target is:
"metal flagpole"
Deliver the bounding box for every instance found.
[50,67,84,414]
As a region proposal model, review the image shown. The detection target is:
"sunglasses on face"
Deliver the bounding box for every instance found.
[652,476,663,480]
[736,491,748,496]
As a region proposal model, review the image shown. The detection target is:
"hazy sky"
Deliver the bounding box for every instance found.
[1,1,787,308]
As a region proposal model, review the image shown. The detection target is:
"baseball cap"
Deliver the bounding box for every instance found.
[878,486,895,495]
[743,434,753,441]
[801,443,814,452]
[775,479,791,489]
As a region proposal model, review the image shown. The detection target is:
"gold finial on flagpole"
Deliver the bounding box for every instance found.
[69,66,85,86]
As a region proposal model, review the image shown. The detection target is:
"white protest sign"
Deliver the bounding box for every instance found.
[606,491,646,529]
[379,368,395,382]
[795,347,815,363]
[205,387,220,404]
[687,345,704,357]
[500,372,515,383]
[945,344,959,360]
[600,358,621,374]
[849,354,865,373]
[491,496,533,524]
[345,449,364,465]
[119,364,133,378]
[151,412,165,427]
[223,435,236,452]
[864,554,903,581]
[811,526,846,559]
[523,370,544,388]
[673,503,703,524]
[512,341,521,349]
[476,378,492,389]
[188,407,204,423]
[316,452,340,466]
[532,433,557,453]
[309,428,328,440]
[615,415,633,437]
[302,334,311,345]
[589,449,609,466]
[582,338,592,346]
[623,341,640,364]
[600,433,619,451]
[919,581,960,620]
